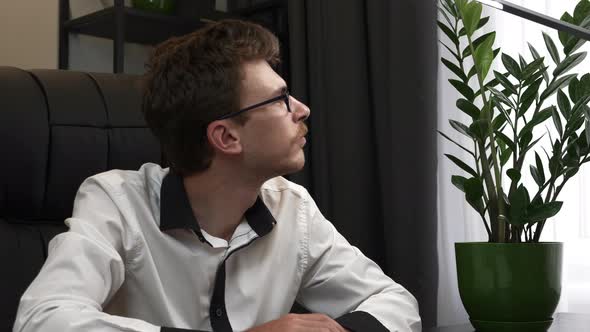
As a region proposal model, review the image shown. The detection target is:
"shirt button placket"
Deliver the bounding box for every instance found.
[210,261,232,332]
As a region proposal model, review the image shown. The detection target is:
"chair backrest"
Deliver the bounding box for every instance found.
[0,67,162,331]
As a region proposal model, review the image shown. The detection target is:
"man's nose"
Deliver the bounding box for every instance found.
[291,96,310,122]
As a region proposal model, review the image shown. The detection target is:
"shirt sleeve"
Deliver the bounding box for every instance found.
[13,177,166,332]
[295,196,422,332]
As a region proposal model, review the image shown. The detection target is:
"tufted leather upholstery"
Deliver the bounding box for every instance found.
[0,67,162,331]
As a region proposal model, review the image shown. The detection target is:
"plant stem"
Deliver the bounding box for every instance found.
[467,34,506,242]
[508,83,523,208]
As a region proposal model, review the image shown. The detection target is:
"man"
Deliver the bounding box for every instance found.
[14,20,420,332]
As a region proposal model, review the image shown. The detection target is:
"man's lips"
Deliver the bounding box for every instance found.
[298,125,308,146]
[299,136,307,147]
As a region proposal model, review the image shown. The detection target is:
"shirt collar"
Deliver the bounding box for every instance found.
[159,171,276,241]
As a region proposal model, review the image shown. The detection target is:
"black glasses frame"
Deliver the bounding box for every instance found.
[216,90,291,120]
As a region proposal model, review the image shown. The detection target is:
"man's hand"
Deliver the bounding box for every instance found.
[246,313,350,332]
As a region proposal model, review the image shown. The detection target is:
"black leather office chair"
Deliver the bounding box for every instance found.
[0,67,162,331]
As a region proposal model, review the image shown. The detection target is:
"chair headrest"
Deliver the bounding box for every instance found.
[0,67,162,222]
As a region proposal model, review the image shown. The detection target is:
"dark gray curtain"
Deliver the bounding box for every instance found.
[287,0,439,328]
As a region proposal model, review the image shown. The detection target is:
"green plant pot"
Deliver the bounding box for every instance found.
[455,242,563,332]
[131,0,176,15]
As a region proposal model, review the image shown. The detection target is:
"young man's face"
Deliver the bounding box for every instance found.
[237,60,310,178]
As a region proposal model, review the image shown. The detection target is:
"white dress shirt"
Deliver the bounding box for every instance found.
[13,163,421,332]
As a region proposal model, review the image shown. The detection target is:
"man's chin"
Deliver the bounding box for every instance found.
[279,156,306,177]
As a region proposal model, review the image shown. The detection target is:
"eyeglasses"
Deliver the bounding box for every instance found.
[215,89,292,120]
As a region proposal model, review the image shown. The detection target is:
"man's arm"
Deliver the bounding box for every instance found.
[295,196,422,332]
[13,178,200,332]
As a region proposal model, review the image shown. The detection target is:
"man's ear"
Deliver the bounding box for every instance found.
[206,120,243,155]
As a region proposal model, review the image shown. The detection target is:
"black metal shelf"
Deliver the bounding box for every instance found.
[63,6,229,45]
[58,0,288,75]
[58,0,234,73]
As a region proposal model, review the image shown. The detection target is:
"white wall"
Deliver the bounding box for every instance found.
[0,0,59,69]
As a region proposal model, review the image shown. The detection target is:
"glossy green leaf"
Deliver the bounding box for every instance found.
[463,32,496,58]
[570,95,590,119]
[523,67,547,87]
[529,42,542,60]
[493,70,517,95]
[536,152,545,184]
[456,98,480,119]
[508,185,530,226]
[520,131,533,148]
[454,0,467,14]
[438,131,475,156]
[495,131,516,152]
[573,0,590,24]
[520,106,554,137]
[469,119,490,142]
[530,165,543,187]
[519,94,536,117]
[461,1,483,38]
[575,74,590,103]
[449,79,475,101]
[440,42,462,63]
[528,42,550,83]
[449,119,473,138]
[564,16,590,55]
[559,12,575,48]
[553,52,586,77]
[569,77,580,103]
[488,87,514,107]
[527,201,563,222]
[438,21,459,46]
[442,57,468,81]
[521,58,546,79]
[480,102,491,121]
[565,166,580,180]
[451,175,468,192]
[543,32,561,65]
[557,89,571,119]
[484,77,500,89]
[459,16,490,36]
[520,55,528,68]
[500,147,511,166]
[445,153,478,177]
[540,74,577,101]
[520,78,543,112]
[568,133,582,159]
[577,127,589,155]
[439,7,454,27]
[521,135,545,159]
[552,106,564,137]
[464,177,484,205]
[468,65,478,79]
[474,32,496,79]
[507,168,521,183]
[492,112,508,131]
[494,99,515,130]
[502,53,521,79]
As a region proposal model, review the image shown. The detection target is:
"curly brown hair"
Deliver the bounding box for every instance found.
[141,19,280,176]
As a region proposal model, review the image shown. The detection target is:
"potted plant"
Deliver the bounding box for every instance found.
[438,0,590,331]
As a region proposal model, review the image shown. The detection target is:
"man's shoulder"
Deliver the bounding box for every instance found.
[261,176,308,197]
[259,176,313,211]
[84,162,168,195]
